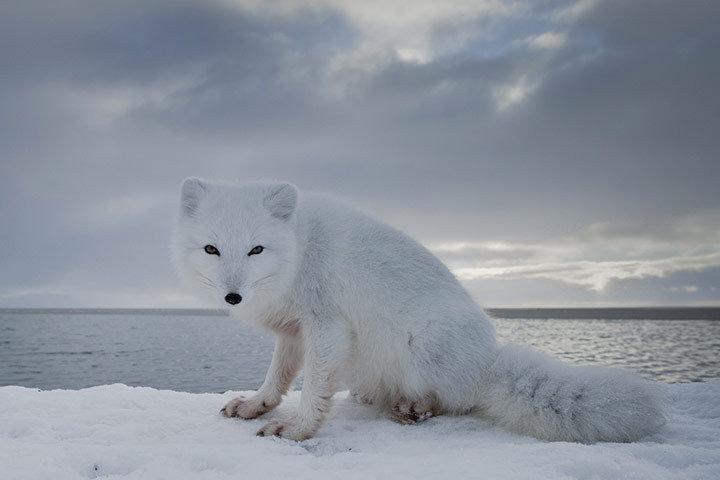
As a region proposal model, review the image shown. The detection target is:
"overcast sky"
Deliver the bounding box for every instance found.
[1,0,719,308]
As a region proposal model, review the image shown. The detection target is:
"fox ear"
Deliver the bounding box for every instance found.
[181,177,208,216]
[263,183,297,220]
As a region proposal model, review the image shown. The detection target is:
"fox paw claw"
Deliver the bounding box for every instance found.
[221,395,275,419]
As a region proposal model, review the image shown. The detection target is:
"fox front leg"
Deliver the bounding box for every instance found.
[256,318,346,441]
[222,333,303,419]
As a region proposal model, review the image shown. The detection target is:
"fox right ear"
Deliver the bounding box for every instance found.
[263,182,297,220]
[180,177,207,216]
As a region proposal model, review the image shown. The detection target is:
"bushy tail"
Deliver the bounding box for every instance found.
[478,345,665,443]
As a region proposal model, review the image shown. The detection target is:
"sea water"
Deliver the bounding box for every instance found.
[1,309,718,392]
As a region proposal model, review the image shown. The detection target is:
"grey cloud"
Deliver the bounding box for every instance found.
[602,266,720,306]
[466,266,720,308]
[0,0,718,307]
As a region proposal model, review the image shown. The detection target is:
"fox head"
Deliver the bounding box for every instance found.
[172,178,299,315]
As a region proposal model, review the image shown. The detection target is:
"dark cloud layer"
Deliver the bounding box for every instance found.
[1,0,718,307]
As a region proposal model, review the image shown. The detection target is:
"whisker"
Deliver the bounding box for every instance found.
[194,270,216,288]
[250,273,279,288]
[250,277,279,292]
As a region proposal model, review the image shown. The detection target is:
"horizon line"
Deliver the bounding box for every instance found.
[2,306,719,321]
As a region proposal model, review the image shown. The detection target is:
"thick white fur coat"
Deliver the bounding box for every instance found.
[172,179,665,443]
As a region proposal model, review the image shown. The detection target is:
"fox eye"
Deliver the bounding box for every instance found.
[248,245,264,256]
[204,245,219,255]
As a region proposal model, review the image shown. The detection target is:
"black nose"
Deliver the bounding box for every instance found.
[224,293,242,305]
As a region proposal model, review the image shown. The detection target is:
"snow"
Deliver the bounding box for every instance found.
[1,382,718,480]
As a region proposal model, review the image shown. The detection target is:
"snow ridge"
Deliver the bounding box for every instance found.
[1,382,718,480]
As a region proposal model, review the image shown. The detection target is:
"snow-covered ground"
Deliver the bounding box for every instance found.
[1,382,718,480]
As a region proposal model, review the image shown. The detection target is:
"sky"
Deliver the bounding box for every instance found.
[0,0,719,308]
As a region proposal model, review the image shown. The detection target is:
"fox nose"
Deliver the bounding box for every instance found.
[224,293,242,305]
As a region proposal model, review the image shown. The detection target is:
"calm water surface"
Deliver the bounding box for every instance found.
[1,310,718,392]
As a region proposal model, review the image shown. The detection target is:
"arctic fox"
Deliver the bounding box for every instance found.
[172,179,665,443]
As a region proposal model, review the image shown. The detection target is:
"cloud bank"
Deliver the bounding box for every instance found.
[0,0,718,307]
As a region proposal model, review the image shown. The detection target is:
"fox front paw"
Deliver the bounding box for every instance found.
[220,395,278,420]
[256,417,316,441]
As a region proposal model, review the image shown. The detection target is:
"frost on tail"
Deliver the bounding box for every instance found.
[479,345,665,443]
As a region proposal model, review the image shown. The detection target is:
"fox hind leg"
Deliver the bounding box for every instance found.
[390,397,438,424]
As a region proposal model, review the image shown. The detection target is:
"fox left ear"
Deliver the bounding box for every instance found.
[263,183,298,220]
[180,177,208,216]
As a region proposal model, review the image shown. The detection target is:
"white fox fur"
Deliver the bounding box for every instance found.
[172,179,665,443]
